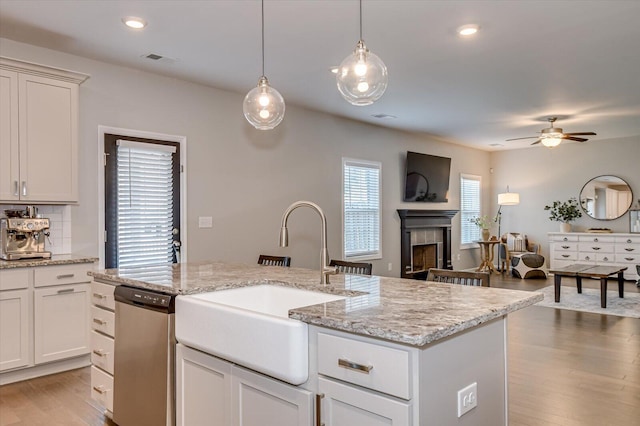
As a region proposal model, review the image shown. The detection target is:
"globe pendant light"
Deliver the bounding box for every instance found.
[336,0,388,106]
[243,0,285,130]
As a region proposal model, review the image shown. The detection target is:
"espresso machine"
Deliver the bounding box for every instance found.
[1,207,52,260]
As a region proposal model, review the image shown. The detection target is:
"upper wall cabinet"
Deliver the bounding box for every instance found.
[0,57,89,204]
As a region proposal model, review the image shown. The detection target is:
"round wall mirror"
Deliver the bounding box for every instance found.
[579,175,633,220]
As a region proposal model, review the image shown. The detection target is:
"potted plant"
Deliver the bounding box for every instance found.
[471,215,493,240]
[544,198,582,232]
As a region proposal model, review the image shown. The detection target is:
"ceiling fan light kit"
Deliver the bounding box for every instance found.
[506,117,596,148]
[336,0,388,106]
[243,0,285,130]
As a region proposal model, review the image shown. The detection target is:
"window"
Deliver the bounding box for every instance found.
[343,158,381,260]
[105,135,181,269]
[460,174,481,248]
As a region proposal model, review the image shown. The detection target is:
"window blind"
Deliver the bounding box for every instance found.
[116,140,176,268]
[460,174,481,245]
[343,159,381,259]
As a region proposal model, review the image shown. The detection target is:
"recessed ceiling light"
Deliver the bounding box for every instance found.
[371,114,397,119]
[457,24,479,37]
[489,143,504,147]
[122,16,147,29]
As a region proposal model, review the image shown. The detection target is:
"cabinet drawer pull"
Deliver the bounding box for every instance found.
[592,247,601,250]
[603,257,609,261]
[563,237,568,241]
[584,256,591,261]
[93,318,106,325]
[561,245,570,249]
[593,238,599,242]
[315,393,324,426]
[93,386,108,394]
[92,349,108,357]
[627,239,632,243]
[21,181,27,196]
[13,181,19,196]
[625,257,634,261]
[338,358,373,374]
[57,273,75,279]
[92,293,107,299]
[561,254,570,258]
[624,248,635,252]
[57,288,74,294]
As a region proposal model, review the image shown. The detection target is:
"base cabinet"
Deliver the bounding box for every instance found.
[176,344,313,426]
[0,289,30,371]
[34,283,90,364]
[318,377,411,426]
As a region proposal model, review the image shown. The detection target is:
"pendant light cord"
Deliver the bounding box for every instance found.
[359,0,363,40]
[261,0,265,76]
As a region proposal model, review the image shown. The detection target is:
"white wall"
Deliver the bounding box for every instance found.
[490,136,640,264]
[1,38,492,276]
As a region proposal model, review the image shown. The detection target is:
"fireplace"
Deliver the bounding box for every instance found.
[397,209,458,279]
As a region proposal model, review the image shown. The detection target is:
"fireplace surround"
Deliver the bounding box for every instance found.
[397,209,458,279]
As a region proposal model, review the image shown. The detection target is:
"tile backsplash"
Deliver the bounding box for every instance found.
[2,204,72,254]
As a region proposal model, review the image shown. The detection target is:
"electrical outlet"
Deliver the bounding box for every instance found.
[457,382,477,417]
[388,262,392,271]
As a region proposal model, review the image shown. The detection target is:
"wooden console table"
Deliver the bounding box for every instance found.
[549,263,627,308]
[476,240,500,274]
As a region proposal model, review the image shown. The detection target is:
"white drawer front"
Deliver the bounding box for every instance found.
[0,268,31,290]
[317,333,410,400]
[554,242,578,252]
[551,235,579,242]
[615,253,640,264]
[91,281,115,311]
[615,244,640,255]
[614,236,640,244]
[555,252,577,261]
[91,365,113,412]
[90,305,115,338]
[578,235,615,243]
[91,330,114,375]
[34,264,92,287]
[578,243,614,253]
[594,253,615,263]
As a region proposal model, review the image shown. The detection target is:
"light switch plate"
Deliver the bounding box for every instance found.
[198,216,213,228]
[457,382,477,417]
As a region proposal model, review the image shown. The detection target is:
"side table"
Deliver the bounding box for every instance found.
[476,240,500,274]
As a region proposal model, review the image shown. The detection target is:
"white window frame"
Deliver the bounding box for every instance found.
[460,173,482,249]
[342,158,382,261]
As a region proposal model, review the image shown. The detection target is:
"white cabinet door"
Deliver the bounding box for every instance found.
[176,344,233,426]
[232,365,313,426]
[0,69,19,201]
[318,377,411,426]
[0,289,30,371]
[34,283,90,364]
[18,73,78,202]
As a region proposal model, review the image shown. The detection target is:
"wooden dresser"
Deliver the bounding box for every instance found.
[548,232,640,281]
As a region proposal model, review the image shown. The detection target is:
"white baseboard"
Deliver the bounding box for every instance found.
[0,355,90,385]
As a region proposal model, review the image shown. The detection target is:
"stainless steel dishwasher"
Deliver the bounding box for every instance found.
[113,285,176,426]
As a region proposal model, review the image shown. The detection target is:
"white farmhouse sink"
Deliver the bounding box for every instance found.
[175,284,345,385]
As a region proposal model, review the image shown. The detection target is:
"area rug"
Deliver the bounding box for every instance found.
[534,285,640,318]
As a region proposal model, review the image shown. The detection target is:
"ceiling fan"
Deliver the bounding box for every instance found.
[506,117,596,147]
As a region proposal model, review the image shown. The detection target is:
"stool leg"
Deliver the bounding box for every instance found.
[576,276,583,293]
[554,274,562,302]
[618,272,624,298]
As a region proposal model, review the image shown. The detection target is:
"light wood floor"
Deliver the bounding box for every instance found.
[1,274,638,426]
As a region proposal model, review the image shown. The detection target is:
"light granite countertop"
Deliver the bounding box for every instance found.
[89,261,542,347]
[0,254,98,269]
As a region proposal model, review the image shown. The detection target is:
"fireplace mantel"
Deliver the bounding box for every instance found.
[397,210,459,279]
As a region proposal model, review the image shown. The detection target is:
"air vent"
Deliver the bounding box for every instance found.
[371,114,397,119]
[140,53,178,64]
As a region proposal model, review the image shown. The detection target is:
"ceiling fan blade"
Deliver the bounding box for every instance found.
[564,132,596,136]
[506,136,539,141]
[530,139,542,145]
[563,136,588,142]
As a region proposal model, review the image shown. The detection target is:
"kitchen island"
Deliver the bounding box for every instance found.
[89,261,542,425]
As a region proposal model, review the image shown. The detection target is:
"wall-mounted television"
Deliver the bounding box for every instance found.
[403,151,451,202]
